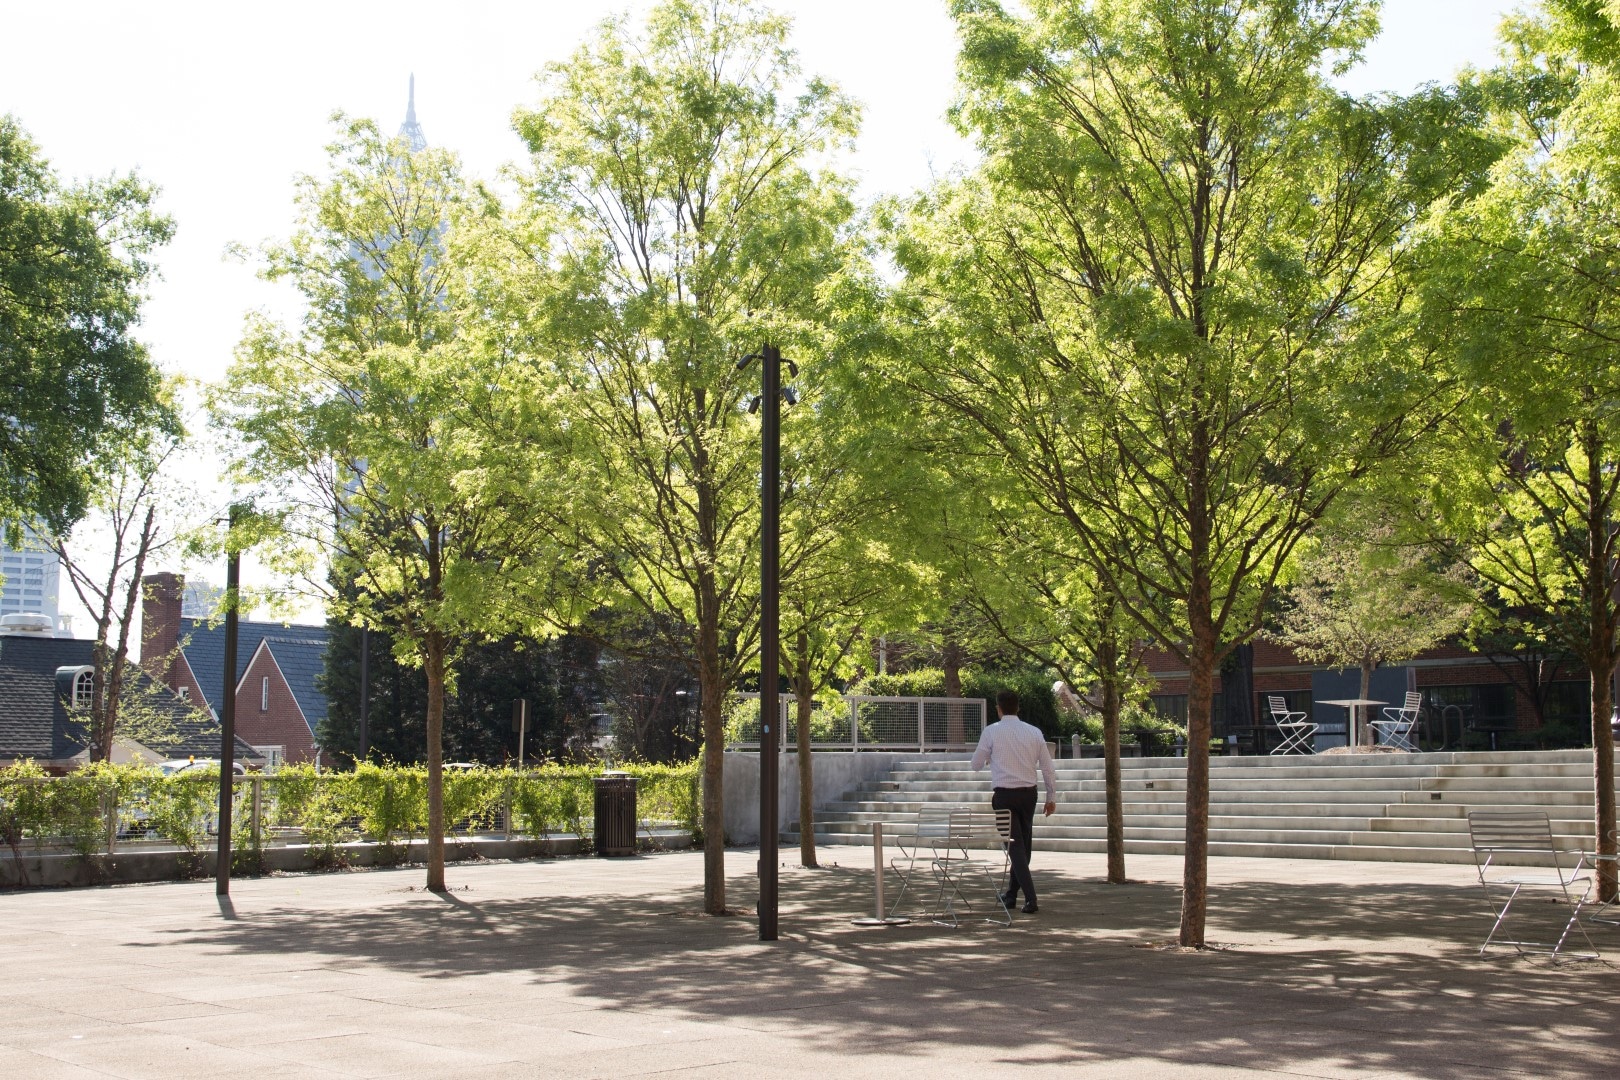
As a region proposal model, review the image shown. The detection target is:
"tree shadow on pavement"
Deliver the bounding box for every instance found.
[144,855,1620,1078]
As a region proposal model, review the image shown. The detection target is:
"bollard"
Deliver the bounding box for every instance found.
[851,821,909,926]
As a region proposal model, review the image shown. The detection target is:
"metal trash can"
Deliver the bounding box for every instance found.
[593,772,637,856]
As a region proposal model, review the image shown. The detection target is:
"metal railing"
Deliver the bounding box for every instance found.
[731,693,987,751]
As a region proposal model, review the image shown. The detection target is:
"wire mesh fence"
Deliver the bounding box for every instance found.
[731,694,986,751]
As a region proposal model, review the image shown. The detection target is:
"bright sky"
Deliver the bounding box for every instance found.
[1,0,1516,623]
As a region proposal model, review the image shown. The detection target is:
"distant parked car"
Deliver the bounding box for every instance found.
[157,758,246,776]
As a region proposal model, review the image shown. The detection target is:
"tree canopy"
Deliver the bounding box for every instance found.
[0,116,174,536]
[508,0,862,914]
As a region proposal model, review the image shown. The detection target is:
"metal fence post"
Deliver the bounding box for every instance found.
[917,699,926,752]
[104,790,117,856]
[850,697,859,750]
[250,777,263,853]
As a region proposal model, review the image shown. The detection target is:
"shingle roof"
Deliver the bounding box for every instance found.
[0,636,91,759]
[181,618,330,735]
[0,634,262,764]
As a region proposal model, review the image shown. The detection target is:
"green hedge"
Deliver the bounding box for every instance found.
[0,760,701,867]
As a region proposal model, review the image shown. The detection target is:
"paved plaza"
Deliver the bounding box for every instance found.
[1,846,1616,1078]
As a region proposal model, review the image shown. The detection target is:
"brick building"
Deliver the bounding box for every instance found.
[141,573,328,765]
[0,627,262,772]
[1143,639,1595,752]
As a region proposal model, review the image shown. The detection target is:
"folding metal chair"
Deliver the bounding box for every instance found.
[928,807,1014,927]
[886,806,955,920]
[1467,810,1598,960]
[1267,695,1317,755]
[1372,691,1421,751]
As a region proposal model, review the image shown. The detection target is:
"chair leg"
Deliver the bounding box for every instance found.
[1477,880,1601,960]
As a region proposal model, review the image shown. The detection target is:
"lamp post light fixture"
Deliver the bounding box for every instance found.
[740,341,796,942]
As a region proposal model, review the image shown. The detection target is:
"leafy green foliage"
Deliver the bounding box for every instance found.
[509,0,863,912]
[886,0,1465,948]
[0,760,700,875]
[0,116,176,535]
[1418,0,1620,898]
[1269,527,1473,733]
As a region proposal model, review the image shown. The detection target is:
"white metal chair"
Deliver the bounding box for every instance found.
[1266,695,1317,755]
[887,805,957,920]
[1372,691,1421,751]
[929,808,1014,927]
[1467,810,1598,960]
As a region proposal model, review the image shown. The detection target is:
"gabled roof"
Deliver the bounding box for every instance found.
[181,618,329,734]
[0,634,262,764]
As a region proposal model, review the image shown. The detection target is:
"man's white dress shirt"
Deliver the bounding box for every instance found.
[971,714,1058,796]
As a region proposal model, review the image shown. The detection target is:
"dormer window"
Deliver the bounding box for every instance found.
[57,666,95,710]
[176,686,190,701]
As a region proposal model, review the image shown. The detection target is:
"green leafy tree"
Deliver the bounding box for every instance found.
[510,0,860,913]
[218,118,561,892]
[950,508,1149,885]
[0,116,175,535]
[1268,526,1473,745]
[319,625,606,766]
[778,406,929,866]
[1423,0,1620,901]
[887,0,1475,946]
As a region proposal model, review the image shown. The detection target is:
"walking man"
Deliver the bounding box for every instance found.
[970,689,1058,913]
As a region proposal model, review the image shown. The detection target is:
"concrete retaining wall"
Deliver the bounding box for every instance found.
[0,831,691,889]
[722,751,960,844]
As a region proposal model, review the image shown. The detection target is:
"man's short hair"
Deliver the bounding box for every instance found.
[996,689,1019,716]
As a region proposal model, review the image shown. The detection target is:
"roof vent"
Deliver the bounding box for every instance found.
[1,613,55,635]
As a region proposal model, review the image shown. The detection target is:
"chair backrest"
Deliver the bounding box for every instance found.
[912,804,959,842]
[1403,691,1422,713]
[1467,810,1569,874]
[1267,695,1289,715]
[947,807,1013,848]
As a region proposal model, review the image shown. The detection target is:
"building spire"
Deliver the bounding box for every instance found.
[398,73,427,152]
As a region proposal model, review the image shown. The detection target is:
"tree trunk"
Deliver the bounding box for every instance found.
[1583,420,1617,903]
[794,629,817,868]
[1181,619,1215,948]
[1099,633,1126,885]
[1359,658,1375,748]
[1587,666,1616,904]
[1180,404,1214,948]
[424,629,447,893]
[698,569,727,915]
[941,633,966,744]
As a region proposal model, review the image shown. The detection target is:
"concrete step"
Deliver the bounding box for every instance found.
[814,748,1615,870]
[783,830,1582,868]
[885,749,1598,772]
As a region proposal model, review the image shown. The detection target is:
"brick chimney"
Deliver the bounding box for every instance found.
[141,572,184,682]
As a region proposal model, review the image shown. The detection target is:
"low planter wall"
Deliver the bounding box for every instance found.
[0,830,691,889]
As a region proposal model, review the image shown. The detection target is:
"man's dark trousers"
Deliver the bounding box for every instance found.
[992,785,1038,904]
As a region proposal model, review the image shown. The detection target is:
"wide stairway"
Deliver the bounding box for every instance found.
[784,749,1617,865]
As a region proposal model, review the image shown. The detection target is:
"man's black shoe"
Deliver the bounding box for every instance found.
[1022,902,1039,914]
[999,892,1018,909]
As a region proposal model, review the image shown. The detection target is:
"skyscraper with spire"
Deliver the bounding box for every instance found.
[399,74,427,151]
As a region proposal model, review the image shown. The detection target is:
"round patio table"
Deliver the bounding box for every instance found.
[1313,698,1387,750]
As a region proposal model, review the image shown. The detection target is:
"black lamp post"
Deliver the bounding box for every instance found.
[742,341,794,942]
[216,504,243,897]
